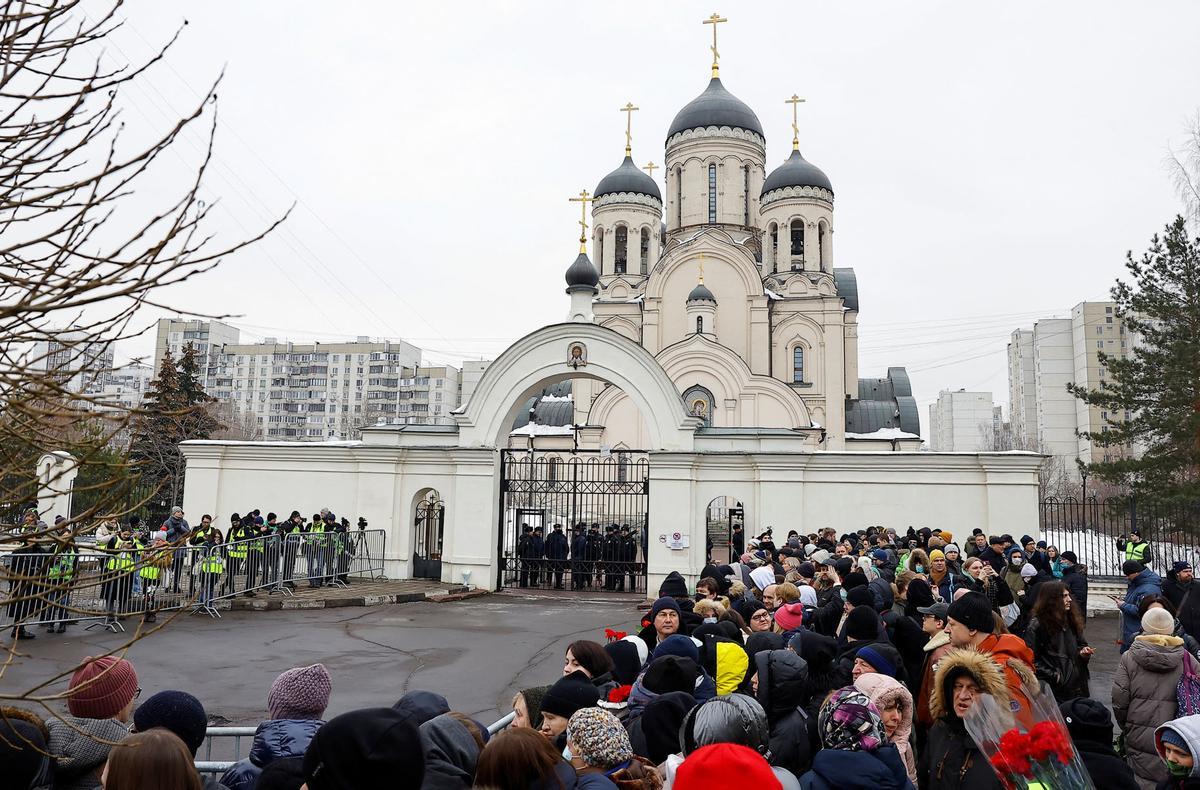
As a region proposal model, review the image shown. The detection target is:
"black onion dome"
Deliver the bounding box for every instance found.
[565,252,599,289]
[761,149,833,195]
[667,78,764,141]
[594,156,661,201]
[687,282,717,303]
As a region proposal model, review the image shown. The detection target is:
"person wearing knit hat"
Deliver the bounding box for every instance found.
[604,639,644,686]
[674,743,782,790]
[302,707,425,790]
[538,670,599,744]
[565,707,633,769]
[66,655,139,720]
[639,596,682,651]
[845,586,874,609]
[1058,697,1139,789]
[1142,606,1177,636]
[223,665,331,790]
[1157,716,1200,788]
[509,685,548,730]
[946,591,995,637]
[653,633,700,663]
[0,712,50,790]
[641,655,700,696]
[47,656,140,790]
[844,605,882,643]
[773,601,805,633]
[268,663,332,720]
[132,690,208,756]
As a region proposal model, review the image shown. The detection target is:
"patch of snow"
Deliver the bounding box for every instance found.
[509,424,575,437]
[845,428,921,440]
[628,294,644,303]
[810,421,822,429]
[539,394,573,402]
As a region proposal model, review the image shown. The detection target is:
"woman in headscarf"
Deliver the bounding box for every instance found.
[855,674,918,786]
[798,687,914,789]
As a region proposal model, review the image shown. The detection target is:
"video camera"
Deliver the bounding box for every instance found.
[357,516,368,531]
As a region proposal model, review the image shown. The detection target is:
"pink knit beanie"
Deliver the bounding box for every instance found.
[68,655,139,719]
[268,663,332,720]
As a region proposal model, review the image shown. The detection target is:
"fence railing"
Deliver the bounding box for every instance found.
[196,711,515,776]
[1040,496,1200,579]
[1,529,387,630]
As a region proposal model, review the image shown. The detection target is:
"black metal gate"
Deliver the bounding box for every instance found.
[413,493,445,580]
[498,449,649,594]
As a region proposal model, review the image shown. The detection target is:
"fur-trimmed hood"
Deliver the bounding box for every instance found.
[930,648,1009,720]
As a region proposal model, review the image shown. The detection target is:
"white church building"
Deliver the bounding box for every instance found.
[181,20,1041,594]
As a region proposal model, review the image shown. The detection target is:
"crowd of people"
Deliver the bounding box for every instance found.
[7,524,1200,789]
[6,506,368,639]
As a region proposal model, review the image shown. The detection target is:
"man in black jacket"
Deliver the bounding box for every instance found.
[544,523,568,590]
[569,524,588,590]
[1164,560,1200,640]
[1060,551,1089,614]
[978,535,1008,574]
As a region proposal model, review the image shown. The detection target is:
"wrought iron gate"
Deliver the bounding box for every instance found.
[498,449,649,594]
[413,493,445,580]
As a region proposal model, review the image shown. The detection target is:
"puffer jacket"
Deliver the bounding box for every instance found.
[1120,569,1164,651]
[799,746,914,790]
[754,649,813,777]
[220,719,323,790]
[1112,635,1186,789]
[46,716,130,790]
[1156,714,1200,790]
[854,673,917,786]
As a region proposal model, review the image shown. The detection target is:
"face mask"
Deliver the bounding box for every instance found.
[562,744,573,761]
[839,589,848,601]
[703,616,717,624]
[914,565,925,574]
[1012,558,1024,566]
[1061,562,1073,569]
[1167,760,1189,778]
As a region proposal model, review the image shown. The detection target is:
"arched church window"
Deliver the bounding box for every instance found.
[674,166,682,226]
[793,346,805,383]
[743,165,751,226]
[615,226,628,274]
[790,220,804,270]
[596,227,605,272]
[708,164,717,223]
[682,384,715,427]
[769,223,778,273]
[640,228,650,274]
[818,222,826,271]
[696,316,703,334]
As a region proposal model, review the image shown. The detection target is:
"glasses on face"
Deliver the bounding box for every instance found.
[751,612,772,622]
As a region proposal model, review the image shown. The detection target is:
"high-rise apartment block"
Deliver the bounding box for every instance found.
[1007,301,1134,475]
[928,390,997,451]
[33,333,116,395]
[153,319,241,378]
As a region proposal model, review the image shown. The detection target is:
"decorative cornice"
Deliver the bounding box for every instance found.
[666,125,766,150]
[593,192,663,211]
[761,185,835,207]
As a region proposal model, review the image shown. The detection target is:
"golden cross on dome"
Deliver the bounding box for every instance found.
[643,161,659,178]
[698,253,705,285]
[703,13,727,77]
[620,102,639,156]
[568,189,594,253]
[786,94,806,151]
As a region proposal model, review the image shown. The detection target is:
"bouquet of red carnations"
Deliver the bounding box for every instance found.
[603,628,628,642]
[963,687,1095,789]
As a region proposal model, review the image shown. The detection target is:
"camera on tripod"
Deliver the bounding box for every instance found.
[356,517,368,531]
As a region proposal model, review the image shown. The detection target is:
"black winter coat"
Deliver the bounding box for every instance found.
[544,531,569,560]
[1073,737,1139,790]
[1164,575,1200,642]
[889,612,930,697]
[1062,565,1089,613]
[754,649,813,777]
[1023,618,1089,701]
[922,720,1001,790]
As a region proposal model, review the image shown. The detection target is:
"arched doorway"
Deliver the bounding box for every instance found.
[706,496,744,565]
[413,490,445,580]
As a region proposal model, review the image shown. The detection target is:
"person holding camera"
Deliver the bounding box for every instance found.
[277,511,304,589]
[101,524,142,625]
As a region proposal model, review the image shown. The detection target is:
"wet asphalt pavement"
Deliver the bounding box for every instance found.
[1,596,1123,726]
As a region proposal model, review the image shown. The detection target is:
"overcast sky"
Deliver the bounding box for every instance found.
[108,1,1200,433]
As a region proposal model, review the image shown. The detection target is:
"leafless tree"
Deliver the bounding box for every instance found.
[1,0,283,714]
[1167,112,1200,231]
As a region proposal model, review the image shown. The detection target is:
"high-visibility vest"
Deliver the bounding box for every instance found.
[201,552,225,574]
[106,540,141,572]
[48,549,77,581]
[308,524,328,544]
[1125,541,1148,563]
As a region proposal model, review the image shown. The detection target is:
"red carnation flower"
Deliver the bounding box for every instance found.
[608,685,632,703]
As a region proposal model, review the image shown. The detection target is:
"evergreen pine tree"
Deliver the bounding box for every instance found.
[1067,216,1200,504]
[177,342,222,439]
[129,349,191,508]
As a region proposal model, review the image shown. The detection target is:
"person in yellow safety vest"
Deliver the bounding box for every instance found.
[101,526,142,624]
[1116,529,1153,569]
[242,515,270,597]
[225,513,256,595]
[45,529,78,634]
[139,536,172,623]
[307,513,332,588]
[185,514,213,596]
[197,528,225,606]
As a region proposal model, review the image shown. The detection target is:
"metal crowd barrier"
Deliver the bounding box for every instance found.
[1,529,388,630]
[196,710,514,776]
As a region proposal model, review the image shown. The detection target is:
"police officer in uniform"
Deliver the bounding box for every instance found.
[1117,529,1152,569]
[530,526,545,588]
[101,524,141,625]
[586,523,603,591]
[603,525,620,590]
[278,511,304,589]
[226,514,257,595]
[570,523,588,589]
[621,524,639,593]
[46,522,78,633]
[517,525,534,587]
[545,523,569,590]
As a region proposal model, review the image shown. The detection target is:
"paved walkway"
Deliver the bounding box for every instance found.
[214,579,471,611]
